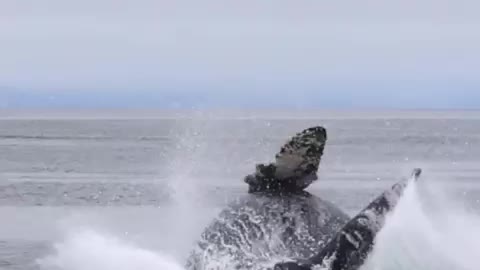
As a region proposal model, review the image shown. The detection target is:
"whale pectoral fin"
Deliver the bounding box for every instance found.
[274,126,327,180]
[275,168,422,270]
[245,126,327,193]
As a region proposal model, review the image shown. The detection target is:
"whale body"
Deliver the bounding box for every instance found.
[186,192,349,270]
[186,126,421,270]
[186,127,352,270]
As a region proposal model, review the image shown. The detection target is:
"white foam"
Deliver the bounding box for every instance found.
[363,178,480,270]
[35,122,225,270]
[38,229,184,270]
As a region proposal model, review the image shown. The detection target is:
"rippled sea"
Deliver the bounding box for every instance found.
[1,111,480,270]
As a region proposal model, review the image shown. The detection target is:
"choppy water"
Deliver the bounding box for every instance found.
[1,112,480,270]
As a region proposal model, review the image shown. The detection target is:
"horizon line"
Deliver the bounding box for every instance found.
[2,108,480,120]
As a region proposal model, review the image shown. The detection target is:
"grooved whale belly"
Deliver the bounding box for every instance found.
[186,192,349,270]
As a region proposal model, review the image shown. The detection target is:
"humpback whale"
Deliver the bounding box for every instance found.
[186,127,350,270]
[186,126,421,270]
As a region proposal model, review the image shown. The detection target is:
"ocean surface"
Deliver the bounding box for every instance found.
[1,111,480,270]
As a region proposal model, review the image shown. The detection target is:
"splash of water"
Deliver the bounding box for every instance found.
[36,120,220,270]
[37,178,480,270]
[37,118,479,270]
[363,179,480,270]
[38,229,184,270]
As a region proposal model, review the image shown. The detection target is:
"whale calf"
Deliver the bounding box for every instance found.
[186,127,351,270]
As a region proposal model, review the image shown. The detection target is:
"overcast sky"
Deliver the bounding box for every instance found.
[1,0,479,109]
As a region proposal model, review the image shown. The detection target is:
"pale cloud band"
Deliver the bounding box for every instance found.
[1,0,479,108]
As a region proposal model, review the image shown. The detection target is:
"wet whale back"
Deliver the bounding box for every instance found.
[186,126,348,269]
[186,193,349,270]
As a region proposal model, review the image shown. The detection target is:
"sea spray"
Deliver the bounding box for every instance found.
[363,178,480,270]
[36,122,214,270]
[165,121,225,261]
[37,229,184,270]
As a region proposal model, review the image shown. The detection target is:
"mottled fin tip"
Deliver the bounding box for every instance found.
[412,168,422,180]
[245,126,327,193]
[274,126,326,179]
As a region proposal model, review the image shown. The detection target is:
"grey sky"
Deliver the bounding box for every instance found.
[1,0,479,108]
